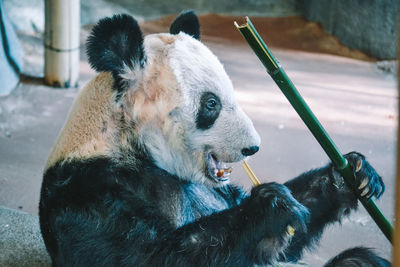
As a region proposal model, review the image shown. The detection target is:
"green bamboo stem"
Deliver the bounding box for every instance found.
[234,17,393,243]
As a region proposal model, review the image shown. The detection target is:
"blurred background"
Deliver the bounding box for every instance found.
[0,0,397,266]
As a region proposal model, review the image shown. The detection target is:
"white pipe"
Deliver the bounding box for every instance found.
[44,0,80,88]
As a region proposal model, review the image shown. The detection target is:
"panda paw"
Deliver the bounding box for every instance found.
[344,152,385,200]
[250,182,310,236]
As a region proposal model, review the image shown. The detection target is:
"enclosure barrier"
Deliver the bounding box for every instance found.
[393,22,400,266]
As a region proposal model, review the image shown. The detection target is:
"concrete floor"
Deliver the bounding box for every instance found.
[0,17,396,266]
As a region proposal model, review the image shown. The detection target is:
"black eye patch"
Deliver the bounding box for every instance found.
[196,92,222,130]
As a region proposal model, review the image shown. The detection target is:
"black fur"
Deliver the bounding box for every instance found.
[282,152,385,262]
[39,151,388,266]
[196,92,222,130]
[86,14,145,96]
[40,156,307,266]
[170,10,201,40]
[324,247,391,267]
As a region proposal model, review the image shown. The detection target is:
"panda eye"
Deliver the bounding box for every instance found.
[206,98,217,110]
[196,92,222,130]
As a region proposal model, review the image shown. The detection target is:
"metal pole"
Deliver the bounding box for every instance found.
[44,0,80,88]
[392,18,400,265]
[235,17,393,243]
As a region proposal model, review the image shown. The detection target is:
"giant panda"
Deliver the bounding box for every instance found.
[39,11,389,266]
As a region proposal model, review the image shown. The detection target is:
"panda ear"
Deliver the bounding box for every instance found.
[86,14,146,74]
[170,10,201,40]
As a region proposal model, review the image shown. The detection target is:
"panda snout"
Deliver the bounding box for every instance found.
[241,146,259,156]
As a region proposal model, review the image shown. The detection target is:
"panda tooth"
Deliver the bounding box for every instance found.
[224,167,232,173]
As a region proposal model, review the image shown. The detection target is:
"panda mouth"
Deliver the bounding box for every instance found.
[207,154,233,182]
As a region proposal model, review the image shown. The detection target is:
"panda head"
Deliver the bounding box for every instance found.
[86,11,261,186]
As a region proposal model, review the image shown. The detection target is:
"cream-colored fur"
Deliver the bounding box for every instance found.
[45,73,115,170]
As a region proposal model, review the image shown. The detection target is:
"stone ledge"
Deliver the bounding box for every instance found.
[0,206,51,267]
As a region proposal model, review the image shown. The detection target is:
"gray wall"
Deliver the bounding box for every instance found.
[108,0,302,19]
[301,0,398,59]
[3,0,398,59]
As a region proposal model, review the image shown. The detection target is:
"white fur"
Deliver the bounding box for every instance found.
[138,32,260,185]
[119,62,144,85]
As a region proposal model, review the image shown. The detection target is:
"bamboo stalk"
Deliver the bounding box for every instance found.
[242,160,261,186]
[235,17,393,243]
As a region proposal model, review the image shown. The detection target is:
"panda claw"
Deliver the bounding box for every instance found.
[355,159,362,172]
[286,225,295,236]
[358,178,369,190]
[360,187,370,197]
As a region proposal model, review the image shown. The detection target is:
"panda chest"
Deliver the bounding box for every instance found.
[176,184,231,227]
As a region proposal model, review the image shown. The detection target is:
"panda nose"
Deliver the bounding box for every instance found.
[241,146,259,156]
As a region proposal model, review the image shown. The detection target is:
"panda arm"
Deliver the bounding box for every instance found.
[281,152,384,262]
[147,182,309,266]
